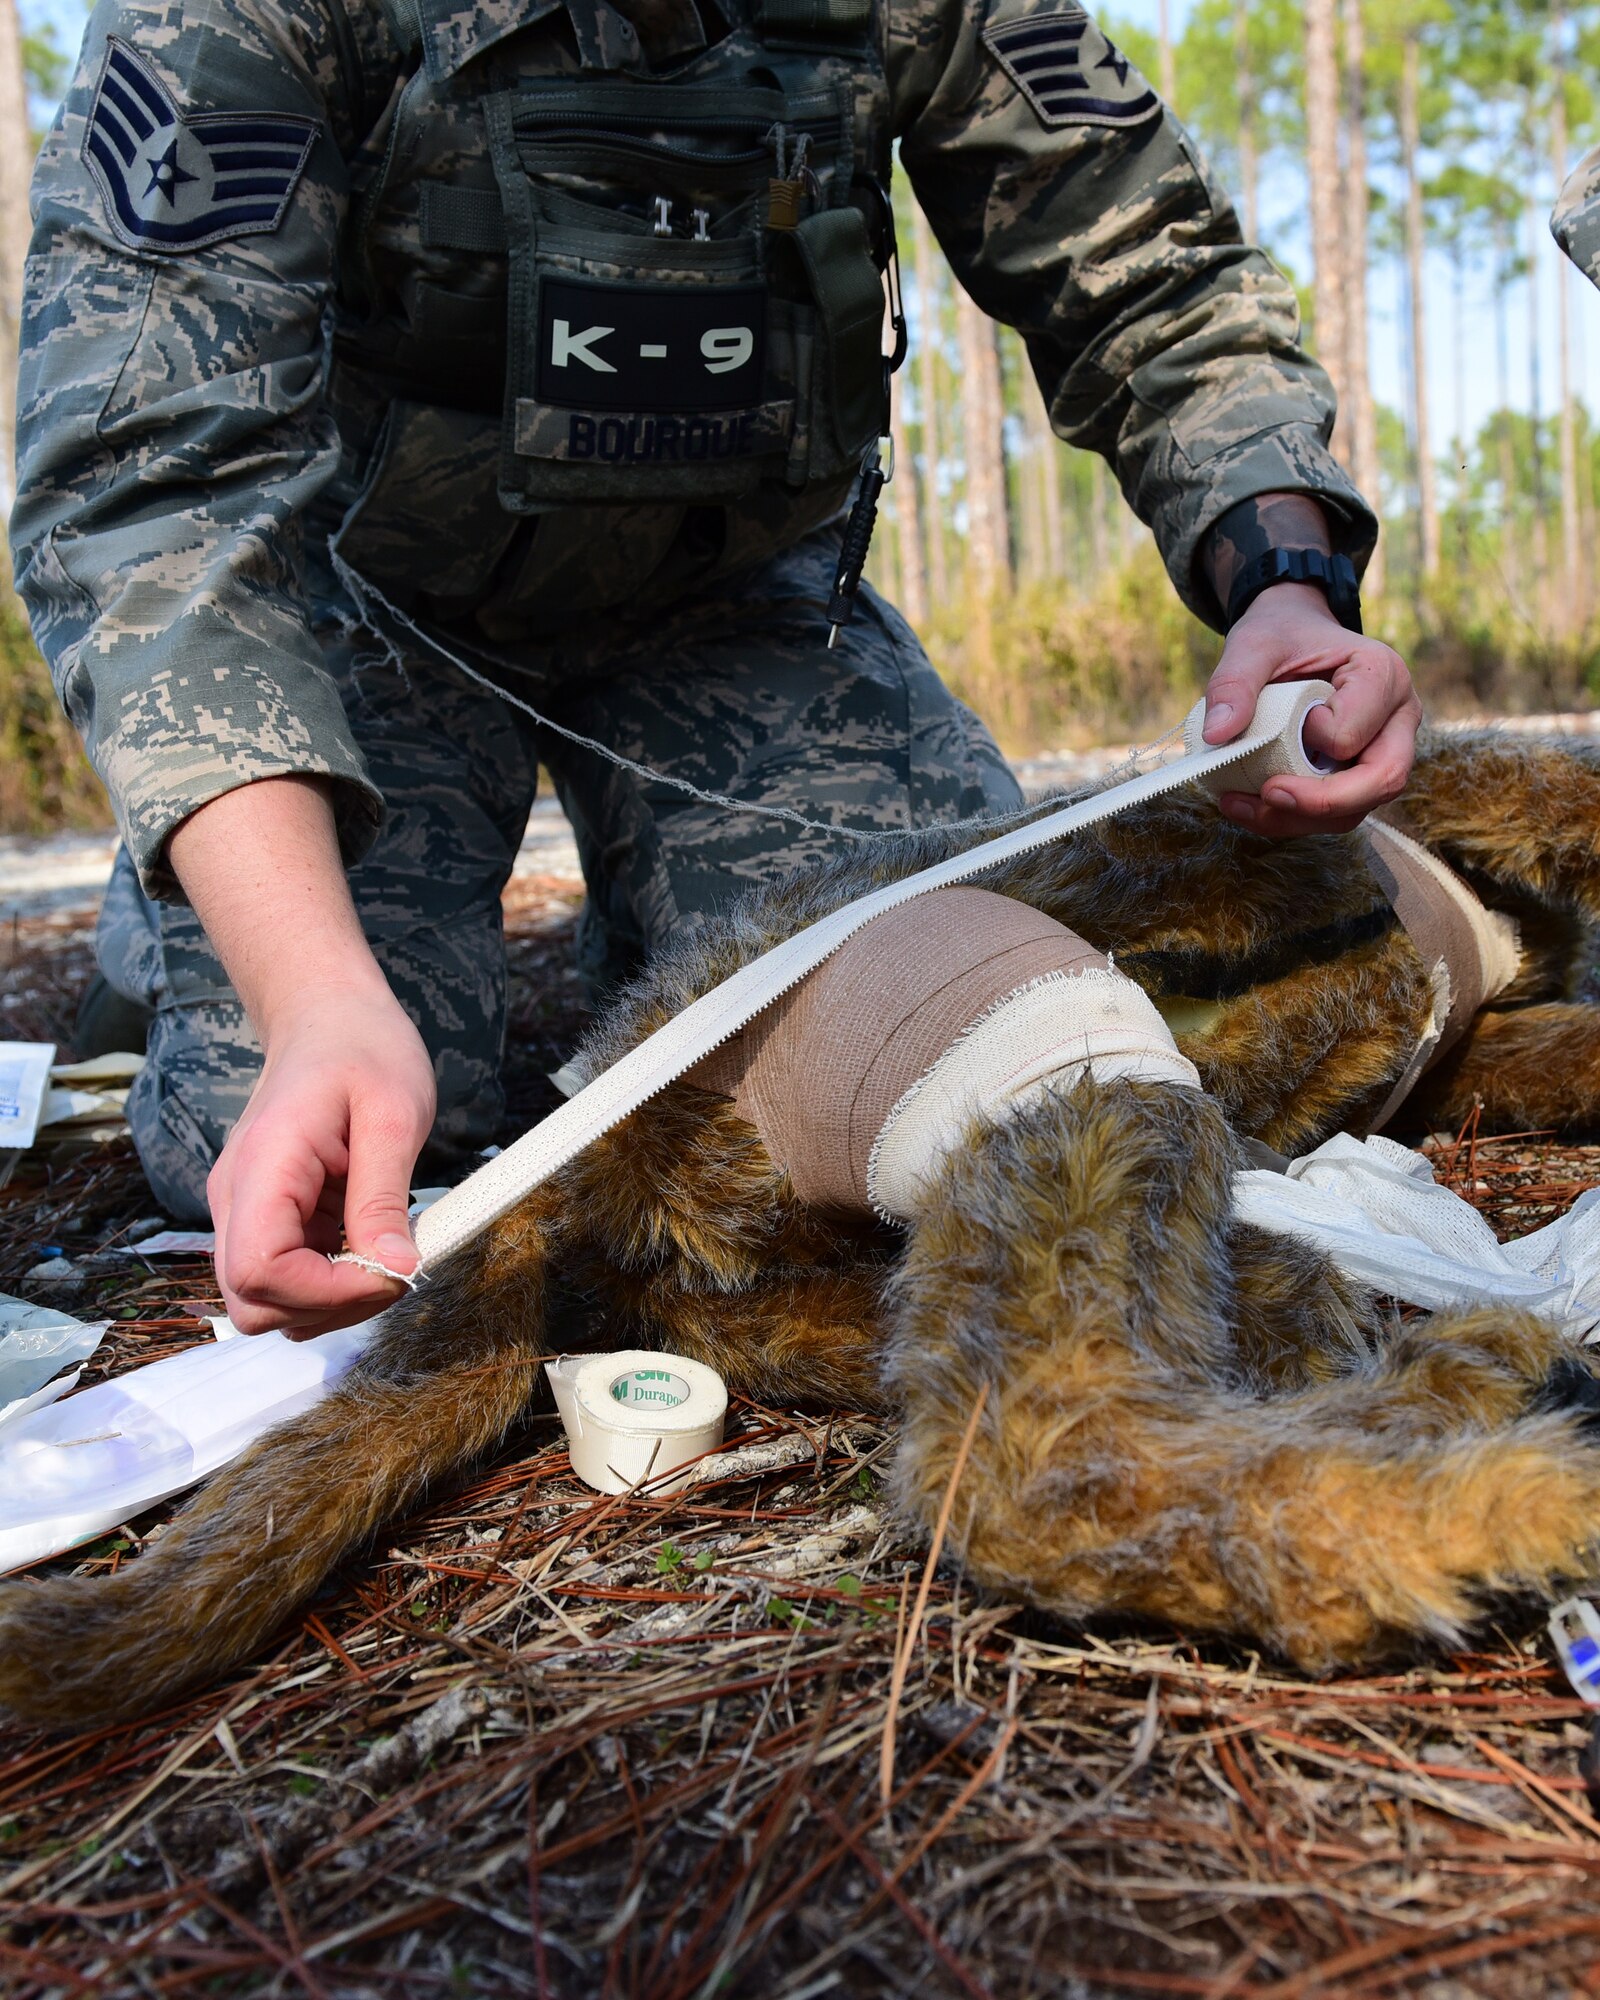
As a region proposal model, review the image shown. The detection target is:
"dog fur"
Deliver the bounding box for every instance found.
[7,727,1600,1731]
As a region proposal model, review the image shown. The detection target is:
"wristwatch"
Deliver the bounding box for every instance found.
[1224,547,1363,635]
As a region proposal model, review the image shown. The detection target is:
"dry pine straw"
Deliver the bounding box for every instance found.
[5,905,1600,1996]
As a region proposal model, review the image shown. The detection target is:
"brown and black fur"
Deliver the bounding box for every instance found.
[9,727,1600,1731]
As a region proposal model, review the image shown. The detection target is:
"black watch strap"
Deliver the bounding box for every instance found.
[1224,547,1363,635]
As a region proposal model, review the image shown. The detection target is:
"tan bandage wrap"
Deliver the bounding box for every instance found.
[868,966,1203,1219]
[1363,812,1521,1129]
[688,887,1200,1220]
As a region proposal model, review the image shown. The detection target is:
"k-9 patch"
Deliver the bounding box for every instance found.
[983,4,1161,130]
[84,38,317,253]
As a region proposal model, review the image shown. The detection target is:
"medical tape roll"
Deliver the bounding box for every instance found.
[545,1349,727,1495]
[1181,681,1344,796]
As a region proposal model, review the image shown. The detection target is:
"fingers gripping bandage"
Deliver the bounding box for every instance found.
[690,888,1200,1221]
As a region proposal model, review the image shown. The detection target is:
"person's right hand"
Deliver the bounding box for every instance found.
[206,982,437,1337]
[166,776,441,1340]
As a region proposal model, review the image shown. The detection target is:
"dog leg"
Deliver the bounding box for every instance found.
[1408,1001,1600,1134]
[1224,1220,1376,1390]
[1401,732,1600,920]
[564,1085,898,1408]
[891,1080,1600,1671]
[607,1260,893,1410]
[0,1193,561,1733]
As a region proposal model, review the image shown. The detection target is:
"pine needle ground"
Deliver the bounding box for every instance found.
[4,878,1600,1998]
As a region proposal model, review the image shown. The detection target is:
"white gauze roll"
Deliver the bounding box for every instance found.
[1181,680,1345,797]
[544,1349,727,1495]
[868,968,1202,1221]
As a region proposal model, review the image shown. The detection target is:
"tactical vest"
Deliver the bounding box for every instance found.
[327,0,897,624]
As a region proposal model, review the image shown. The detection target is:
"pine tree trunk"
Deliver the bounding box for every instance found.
[955,287,1011,606]
[1089,454,1110,581]
[1341,0,1382,592]
[1304,0,1348,465]
[1157,0,1178,108]
[1400,32,1440,581]
[1527,164,1550,619]
[1552,6,1582,630]
[0,0,33,532]
[1014,354,1061,586]
[909,202,949,611]
[1453,242,1469,569]
[1234,0,1259,241]
[1032,382,1064,582]
[955,290,1010,680]
[1495,216,1518,579]
[889,366,928,627]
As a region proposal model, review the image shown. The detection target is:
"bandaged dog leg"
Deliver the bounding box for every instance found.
[690,886,1199,1219]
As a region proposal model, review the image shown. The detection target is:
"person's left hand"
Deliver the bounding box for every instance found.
[1198,581,1422,838]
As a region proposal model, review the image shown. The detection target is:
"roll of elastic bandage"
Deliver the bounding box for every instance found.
[1181,679,1346,797]
[544,1349,727,1495]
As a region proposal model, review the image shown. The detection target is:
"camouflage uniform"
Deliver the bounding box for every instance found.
[1555,148,1600,289]
[10,0,1377,1219]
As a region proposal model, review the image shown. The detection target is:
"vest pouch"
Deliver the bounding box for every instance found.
[331,400,517,609]
[483,80,864,510]
[787,205,888,481]
[503,221,793,506]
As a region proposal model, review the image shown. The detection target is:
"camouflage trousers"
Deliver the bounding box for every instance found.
[98,527,1021,1221]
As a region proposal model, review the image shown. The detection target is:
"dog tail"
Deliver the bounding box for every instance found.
[0,1199,553,1733]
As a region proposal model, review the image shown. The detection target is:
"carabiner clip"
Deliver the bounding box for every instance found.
[854,174,908,375]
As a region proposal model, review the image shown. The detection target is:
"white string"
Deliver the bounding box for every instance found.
[330,553,1189,849]
[330,1250,422,1289]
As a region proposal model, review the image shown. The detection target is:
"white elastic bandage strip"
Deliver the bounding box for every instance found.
[867,969,1203,1221]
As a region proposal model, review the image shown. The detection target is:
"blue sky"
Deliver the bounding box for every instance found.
[24,0,1600,463]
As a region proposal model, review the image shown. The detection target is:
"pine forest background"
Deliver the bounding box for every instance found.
[4,0,1600,832]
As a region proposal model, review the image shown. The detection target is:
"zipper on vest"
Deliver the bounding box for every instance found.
[515,105,842,141]
[519,131,770,169]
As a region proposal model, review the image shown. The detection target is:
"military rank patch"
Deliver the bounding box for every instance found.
[983,5,1161,130]
[84,38,317,254]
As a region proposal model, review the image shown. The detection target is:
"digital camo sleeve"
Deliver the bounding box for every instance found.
[890,0,1378,629]
[1554,148,1600,291]
[8,0,393,896]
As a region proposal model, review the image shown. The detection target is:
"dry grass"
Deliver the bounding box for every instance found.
[4,896,1600,1997]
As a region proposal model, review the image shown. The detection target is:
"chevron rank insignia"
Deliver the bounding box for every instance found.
[983,6,1161,130]
[84,38,317,253]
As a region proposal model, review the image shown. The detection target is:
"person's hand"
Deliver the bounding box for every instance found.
[1200,582,1421,838]
[206,982,436,1338]
[166,776,441,1339]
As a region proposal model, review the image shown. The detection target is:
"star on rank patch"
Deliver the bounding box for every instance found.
[84,38,317,253]
[983,5,1161,130]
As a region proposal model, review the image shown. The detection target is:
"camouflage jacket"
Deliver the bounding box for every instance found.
[11,0,1376,893]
